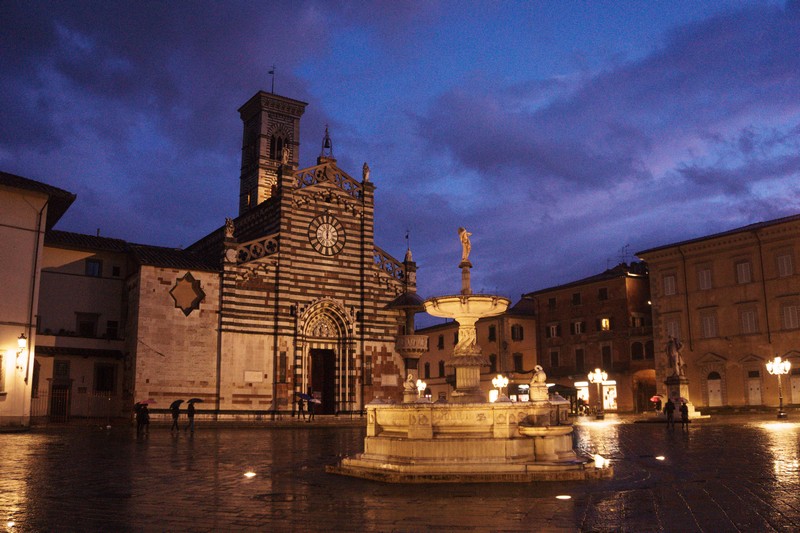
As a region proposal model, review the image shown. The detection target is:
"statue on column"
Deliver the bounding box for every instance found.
[224,217,235,239]
[666,336,685,376]
[362,162,370,182]
[458,227,472,263]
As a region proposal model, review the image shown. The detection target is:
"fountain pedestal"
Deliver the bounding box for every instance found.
[327,227,612,483]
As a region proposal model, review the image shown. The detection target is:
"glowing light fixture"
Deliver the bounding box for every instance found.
[244,471,256,478]
[655,456,665,461]
[766,356,791,419]
[491,374,509,401]
[15,333,27,371]
[587,368,607,420]
[555,495,572,500]
[416,379,427,399]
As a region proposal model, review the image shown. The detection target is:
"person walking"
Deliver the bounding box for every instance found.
[680,401,690,431]
[185,402,195,433]
[297,396,306,421]
[307,389,315,422]
[663,397,675,429]
[170,402,181,432]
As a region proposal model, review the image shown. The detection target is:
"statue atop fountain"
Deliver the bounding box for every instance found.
[328,226,612,483]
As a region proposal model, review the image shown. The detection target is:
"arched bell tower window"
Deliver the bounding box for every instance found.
[269,135,285,160]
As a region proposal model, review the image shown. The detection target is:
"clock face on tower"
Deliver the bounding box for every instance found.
[308,214,345,256]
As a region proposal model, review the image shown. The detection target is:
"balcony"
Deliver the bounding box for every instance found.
[395,335,428,357]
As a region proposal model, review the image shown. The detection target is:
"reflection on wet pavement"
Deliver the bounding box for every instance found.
[1,415,798,531]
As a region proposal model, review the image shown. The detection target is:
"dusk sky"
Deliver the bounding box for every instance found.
[2,1,799,314]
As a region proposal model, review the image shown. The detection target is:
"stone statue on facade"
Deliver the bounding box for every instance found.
[224,217,235,239]
[458,227,472,263]
[666,336,685,376]
[362,162,370,182]
[282,146,290,165]
[531,365,547,384]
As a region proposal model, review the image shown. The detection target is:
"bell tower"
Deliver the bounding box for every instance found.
[237,91,308,216]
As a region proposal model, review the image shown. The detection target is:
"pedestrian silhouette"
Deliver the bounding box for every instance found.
[170,402,181,431]
[298,397,306,421]
[680,401,689,431]
[185,402,195,432]
[136,403,150,436]
[663,398,675,429]
[307,388,315,422]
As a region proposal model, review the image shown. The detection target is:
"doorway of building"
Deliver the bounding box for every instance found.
[707,372,723,406]
[310,348,336,415]
[747,371,762,405]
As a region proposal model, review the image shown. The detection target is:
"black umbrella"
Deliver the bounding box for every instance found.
[169,399,184,410]
[295,392,313,401]
[187,398,204,403]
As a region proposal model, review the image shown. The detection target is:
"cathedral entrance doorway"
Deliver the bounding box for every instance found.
[310,348,336,415]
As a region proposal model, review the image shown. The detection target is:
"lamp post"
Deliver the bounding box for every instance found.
[16,333,27,371]
[492,374,509,402]
[588,368,607,420]
[766,356,791,419]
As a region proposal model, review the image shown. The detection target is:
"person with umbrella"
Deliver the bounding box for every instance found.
[663,397,676,429]
[297,393,306,421]
[680,400,690,431]
[135,401,152,436]
[185,398,202,432]
[307,388,315,422]
[169,400,183,432]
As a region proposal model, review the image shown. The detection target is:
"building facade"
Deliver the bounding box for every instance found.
[415,299,537,402]
[20,91,414,421]
[524,262,654,413]
[0,172,75,427]
[637,215,800,410]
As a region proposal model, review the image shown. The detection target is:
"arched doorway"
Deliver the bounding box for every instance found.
[707,371,723,406]
[299,299,355,415]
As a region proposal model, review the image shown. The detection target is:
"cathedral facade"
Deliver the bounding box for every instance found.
[126,91,413,416]
[29,91,414,421]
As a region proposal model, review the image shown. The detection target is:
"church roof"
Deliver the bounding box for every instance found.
[0,170,76,229]
[129,244,218,271]
[46,229,129,252]
[45,229,217,271]
[386,291,425,310]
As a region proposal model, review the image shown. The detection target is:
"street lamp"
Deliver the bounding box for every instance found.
[766,356,791,419]
[492,374,509,402]
[416,378,427,400]
[588,368,607,420]
[15,333,27,371]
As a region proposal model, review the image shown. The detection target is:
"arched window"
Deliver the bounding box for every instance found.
[708,371,721,380]
[438,360,445,377]
[631,342,644,360]
[269,135,285,160]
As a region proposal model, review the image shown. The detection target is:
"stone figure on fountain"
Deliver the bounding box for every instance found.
[458,227,472,263]
[529,365,549,401]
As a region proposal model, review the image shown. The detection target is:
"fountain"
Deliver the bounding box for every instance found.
[328,228,611,482]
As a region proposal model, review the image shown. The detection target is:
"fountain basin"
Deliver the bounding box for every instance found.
[327,402,612,483]
[424,294,510,320]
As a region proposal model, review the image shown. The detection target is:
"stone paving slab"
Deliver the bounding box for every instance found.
[1,414,799,532]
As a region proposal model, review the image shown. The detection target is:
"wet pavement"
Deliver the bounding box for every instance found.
[1,414,799,532]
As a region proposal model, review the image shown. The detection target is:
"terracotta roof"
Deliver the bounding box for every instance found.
[45,229,217,271]
[523,262,648,296]
[636,213,800,256]
[0,171,76,229]
[46,229,129,253]
[129,244,218,271]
